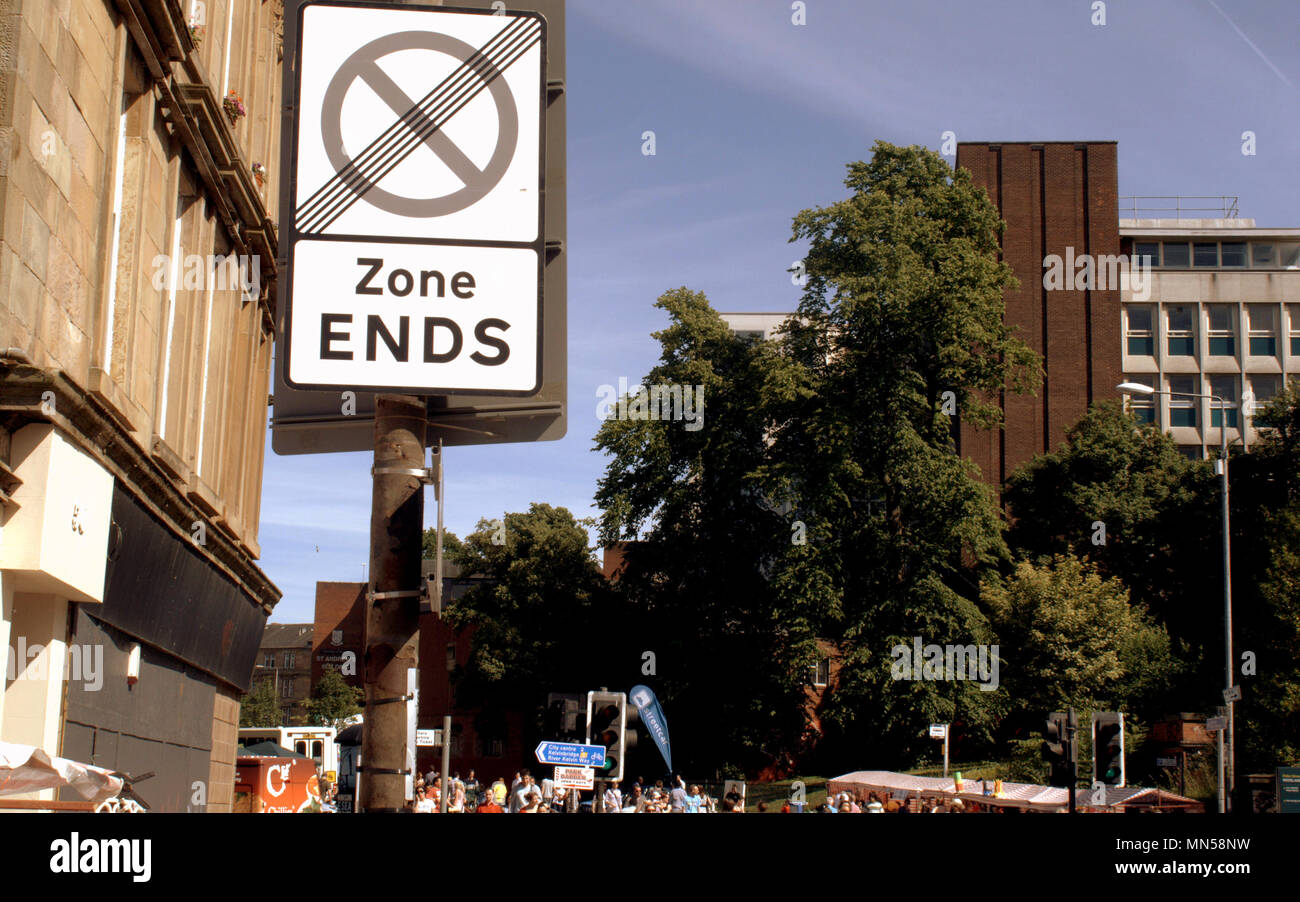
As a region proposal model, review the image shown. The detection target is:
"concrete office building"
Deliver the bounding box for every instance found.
[0,0,283,810]
[1118,216,1300,457]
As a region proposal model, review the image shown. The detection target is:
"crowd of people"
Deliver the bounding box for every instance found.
[817,790,988,813]
[408,769,752,813]
[405,771,986,814]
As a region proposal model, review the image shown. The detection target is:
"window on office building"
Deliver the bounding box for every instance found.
[1248,374,1281,416]
[1177,444,1202,461]
[1167,306,1194,356]
[1194,243,1219,267]
[1134,242,1160,269]
[1248,305,1277,357]
[1252,244,1276,267]
[1125,305,1154,355]
[1169,376,1198,427]
[1162,242,1190,268]
[1207,306,1235,356]
[1289,305,1300,356]
[1124,375,1156,424]
[1281,244,1300,269]
[1209,376,1238,428]
[1221,243,1247,268]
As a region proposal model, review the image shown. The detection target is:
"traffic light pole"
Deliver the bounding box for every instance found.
[1217,706,1226,815]
[360,394,426,812]
[1067,708,1077,815]
[1217,423,1235,814]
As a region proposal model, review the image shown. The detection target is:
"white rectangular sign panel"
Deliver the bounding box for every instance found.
[554,765,594,790]
[284,2,545,395]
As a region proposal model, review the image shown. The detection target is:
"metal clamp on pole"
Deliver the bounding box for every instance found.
[362,693,415,707]
[371,465,435,484]
[367,588,424,602]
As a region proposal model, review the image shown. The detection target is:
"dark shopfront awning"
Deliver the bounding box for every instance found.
[94,484,269,691]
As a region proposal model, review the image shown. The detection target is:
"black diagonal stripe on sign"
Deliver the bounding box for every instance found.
[309,27,539,232]
[359,61,483,185]
[297,19,538,232]
[295,19,528,229]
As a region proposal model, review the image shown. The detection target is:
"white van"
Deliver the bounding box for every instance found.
[238,726,338,780]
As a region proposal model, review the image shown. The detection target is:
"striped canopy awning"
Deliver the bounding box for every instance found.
[827,770,1200,812]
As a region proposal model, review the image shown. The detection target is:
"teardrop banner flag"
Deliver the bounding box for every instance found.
[629,684,671,773]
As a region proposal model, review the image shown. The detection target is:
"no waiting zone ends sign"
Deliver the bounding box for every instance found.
[281,1,546,396]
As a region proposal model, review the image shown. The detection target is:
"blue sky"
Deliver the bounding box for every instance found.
[258,0,1299,622]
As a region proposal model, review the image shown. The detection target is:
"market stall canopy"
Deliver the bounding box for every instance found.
[0,741,124,804]
[827,770,1200,812]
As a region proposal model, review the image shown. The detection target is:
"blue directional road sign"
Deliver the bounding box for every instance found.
[534,741,606,768]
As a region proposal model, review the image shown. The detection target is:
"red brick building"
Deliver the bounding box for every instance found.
[311,582,365,692]
[954,141,1123,486]
[312,570,525,782]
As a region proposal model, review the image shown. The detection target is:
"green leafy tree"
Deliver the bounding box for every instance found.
[595,144,1049,776]
[984,554,1180,723]
[772,142,1041,771]
[239,677,284,727]
[305,668,363,728]
[445,504,622,715]
[1228,382,1300,769]
[421,528,464,563]
[1004,401,1221,702]
[594,287,820,776]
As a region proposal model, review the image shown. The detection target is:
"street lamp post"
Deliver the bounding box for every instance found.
[1118,382,1235,813]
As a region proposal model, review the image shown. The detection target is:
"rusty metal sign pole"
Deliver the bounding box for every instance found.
[360,394,427,812]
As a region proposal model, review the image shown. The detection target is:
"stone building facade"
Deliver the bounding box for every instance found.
[0,0,283,811]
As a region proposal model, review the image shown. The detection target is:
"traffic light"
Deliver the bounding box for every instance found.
[1041,711,1075,788]
[623,701,640,772]
[587,691,625,782]
[545,692,583,740]
[1093,712,1125,786]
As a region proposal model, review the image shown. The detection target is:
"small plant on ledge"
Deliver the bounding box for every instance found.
[223,90,246,127]
[252,162,266,189]
[189,24,205,48]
